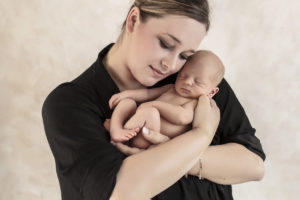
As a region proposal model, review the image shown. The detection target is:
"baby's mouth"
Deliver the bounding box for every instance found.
[180,87,190,93]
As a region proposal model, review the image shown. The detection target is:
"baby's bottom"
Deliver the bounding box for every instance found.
[125,106,191,149]
[105,99,190,149]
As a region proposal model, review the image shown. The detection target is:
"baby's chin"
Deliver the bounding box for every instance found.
[181,92,205,99]
[176,90,197,99]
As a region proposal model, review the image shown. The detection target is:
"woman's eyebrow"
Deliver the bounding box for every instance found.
[163,33,181,44]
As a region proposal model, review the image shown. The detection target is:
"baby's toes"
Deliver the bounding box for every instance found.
[125,131,134,139]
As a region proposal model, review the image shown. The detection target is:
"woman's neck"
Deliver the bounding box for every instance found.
[103,42,144,91]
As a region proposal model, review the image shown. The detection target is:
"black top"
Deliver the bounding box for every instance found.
[42,44,265,200]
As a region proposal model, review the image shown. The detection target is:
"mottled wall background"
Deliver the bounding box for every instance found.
[0,0,299,199]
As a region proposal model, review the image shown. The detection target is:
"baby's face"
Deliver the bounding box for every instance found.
[174,60,218,98]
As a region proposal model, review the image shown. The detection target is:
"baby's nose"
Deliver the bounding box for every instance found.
[183,78,193,85]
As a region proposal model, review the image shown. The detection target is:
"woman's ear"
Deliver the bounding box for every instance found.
[208,87,219,98]
[125,6,140,33]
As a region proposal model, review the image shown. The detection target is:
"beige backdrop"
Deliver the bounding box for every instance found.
[1,0,299,199]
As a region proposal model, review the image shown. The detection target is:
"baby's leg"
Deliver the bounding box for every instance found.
[110,98,140,142]
[124,106,161,149]
[160,118,191,138]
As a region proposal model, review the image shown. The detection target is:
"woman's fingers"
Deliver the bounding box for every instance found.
[210,98,220,116]
[193,95,220,137]
[142,127,170,145]
[209,97,217,108]
[111,127,170,155]
[112,141,143,155]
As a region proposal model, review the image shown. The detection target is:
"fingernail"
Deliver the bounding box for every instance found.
[142,127,149,135]
[110,141,116,146]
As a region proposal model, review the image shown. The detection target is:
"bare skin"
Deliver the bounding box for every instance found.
[109,95,221,200]
[109,51,224,149]
[106,6,264,200]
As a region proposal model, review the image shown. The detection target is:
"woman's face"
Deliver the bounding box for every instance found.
[125,8,207,87]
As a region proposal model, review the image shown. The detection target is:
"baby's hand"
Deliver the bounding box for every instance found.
[109,91,129,109]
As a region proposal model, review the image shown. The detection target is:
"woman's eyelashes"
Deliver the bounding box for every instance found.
[179,54,188,60]
[159,38,188,60]
[159,38,172,49]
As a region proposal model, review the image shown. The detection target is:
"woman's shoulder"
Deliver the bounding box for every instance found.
[212,78,250,131]
[215,78,232,99]
[42,45,120,119]
[213,78,241,111]
[42,82,95,113]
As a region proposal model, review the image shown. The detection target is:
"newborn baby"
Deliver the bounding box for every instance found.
[105,50,225,149]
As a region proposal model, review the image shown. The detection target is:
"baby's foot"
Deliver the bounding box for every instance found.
[110,128,140,143]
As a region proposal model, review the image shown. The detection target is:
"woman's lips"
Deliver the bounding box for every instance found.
[149,65,165,78]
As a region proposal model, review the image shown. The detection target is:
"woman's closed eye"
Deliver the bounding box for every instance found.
[159,39,172,49]
[159,37,189,61]
[179,54,188,60]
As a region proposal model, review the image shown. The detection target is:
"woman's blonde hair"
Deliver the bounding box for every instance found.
[121,0,210,33]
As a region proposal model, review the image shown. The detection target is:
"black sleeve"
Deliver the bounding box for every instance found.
[42,83,125,200]
[213,79,266,160]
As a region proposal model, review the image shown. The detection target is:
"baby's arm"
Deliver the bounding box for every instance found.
[109,84,173,109]
[147,100,198,125]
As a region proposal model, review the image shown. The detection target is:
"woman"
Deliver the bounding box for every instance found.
[42,0,265,199]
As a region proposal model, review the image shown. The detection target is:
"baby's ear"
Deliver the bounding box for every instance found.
[209,87,219,98]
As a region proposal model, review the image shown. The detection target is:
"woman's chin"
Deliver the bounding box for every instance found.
[140,78,160,87]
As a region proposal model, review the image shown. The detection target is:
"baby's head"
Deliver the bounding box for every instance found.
[174,50,225,98]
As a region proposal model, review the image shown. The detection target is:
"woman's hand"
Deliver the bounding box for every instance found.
[192,95,220,139]
[111,127,170,156]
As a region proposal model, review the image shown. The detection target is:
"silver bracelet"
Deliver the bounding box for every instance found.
[197,158,203,180]
[184,158,203,179]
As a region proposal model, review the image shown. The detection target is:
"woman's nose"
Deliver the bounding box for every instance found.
[161,55,177,72]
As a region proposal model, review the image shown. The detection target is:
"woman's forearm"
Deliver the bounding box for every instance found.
[187,143,265,185]
[110,128,212,200]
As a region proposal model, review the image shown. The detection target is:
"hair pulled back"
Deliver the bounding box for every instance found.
[122,0,210,32]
